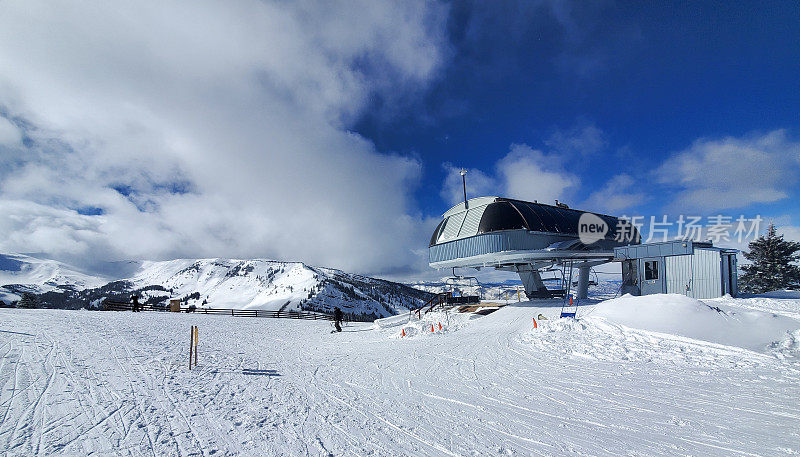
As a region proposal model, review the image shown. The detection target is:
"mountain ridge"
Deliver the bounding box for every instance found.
[0,254,432,319]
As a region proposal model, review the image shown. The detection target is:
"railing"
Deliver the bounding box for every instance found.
[412,292,450,319]
[101,300,371,322]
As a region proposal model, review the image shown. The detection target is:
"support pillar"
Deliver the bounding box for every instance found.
[576,265,591,299]
[518,270,550,299]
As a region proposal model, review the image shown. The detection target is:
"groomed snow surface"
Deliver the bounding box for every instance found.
[1,293,799,456]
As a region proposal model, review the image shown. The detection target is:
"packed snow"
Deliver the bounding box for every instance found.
[1,291,799,456]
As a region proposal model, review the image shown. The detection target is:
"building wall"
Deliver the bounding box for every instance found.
[429,230,571,264]
[692,249,722,299]
[665,254,692,295]
[631,248,728,299]
[617,241,735,299]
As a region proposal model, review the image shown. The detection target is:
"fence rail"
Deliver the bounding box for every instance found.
[102,300,370,322]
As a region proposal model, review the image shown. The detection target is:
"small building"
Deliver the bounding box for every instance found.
[614,240,738,299]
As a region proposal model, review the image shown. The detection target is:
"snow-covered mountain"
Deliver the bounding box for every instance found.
[0,255,432,319]
[0,253,109,303]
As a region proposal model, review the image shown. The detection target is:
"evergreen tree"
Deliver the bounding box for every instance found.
[740,224,800,293]
[17,292,40,309]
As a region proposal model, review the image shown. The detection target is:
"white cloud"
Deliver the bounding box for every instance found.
[0,117,21,146]
[0,0,449,274]
[544,122,606,157]
[581,173,645,213]
[499,144,579,203]
[778,225,800,243]
[655,130,800,212]
[440,164,497,210]
[440,143,579,207]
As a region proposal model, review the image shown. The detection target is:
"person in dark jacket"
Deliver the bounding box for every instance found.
[333,307,343,332]
[131,295,140,312]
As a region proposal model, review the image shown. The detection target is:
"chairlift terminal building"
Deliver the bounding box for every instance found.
[428,196,737,300]
[428,196,639,299]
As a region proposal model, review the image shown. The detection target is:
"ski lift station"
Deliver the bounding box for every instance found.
[428,196,737,300]
[615,240,738,299]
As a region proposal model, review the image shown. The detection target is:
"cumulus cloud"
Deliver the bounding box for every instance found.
[439,164,497,209]
[0,0,449,274]
[440,143,579,207]
[581,173,645,213]
[655,130,800,212]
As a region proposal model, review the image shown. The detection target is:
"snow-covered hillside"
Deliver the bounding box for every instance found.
[1,292,798,456]
[0,254,108,303]
[125,258,430,318]
[0,255,431,318]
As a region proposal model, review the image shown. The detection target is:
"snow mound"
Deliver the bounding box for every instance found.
[589,294,800,351]
[385,310,479,339]
[521,315,776,368]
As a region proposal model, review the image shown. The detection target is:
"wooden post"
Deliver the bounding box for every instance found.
[188,325,194,370]
[193,327,198,367]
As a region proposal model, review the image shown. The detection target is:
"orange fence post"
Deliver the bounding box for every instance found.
[532,317,537,329]
[193,327,198,367]
[401,328,406,337]
[431,324,434,333]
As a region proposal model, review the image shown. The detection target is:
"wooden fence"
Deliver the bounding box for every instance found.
[102,300,370,322]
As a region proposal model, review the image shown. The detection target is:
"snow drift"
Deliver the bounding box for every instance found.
[588,293,800,351]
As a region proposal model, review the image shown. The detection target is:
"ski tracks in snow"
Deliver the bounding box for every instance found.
[0,307,799,456]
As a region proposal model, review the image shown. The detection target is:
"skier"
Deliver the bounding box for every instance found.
[333,307,343,332]
[131,295,140,312]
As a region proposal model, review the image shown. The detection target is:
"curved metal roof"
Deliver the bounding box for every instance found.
[430,197,637,247]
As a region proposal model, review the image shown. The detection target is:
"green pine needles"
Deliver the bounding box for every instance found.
[740,223,800,293]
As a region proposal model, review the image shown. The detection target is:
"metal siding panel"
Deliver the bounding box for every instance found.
[666,255,692,295]
[429,230,581,264]
[439,212,466,242]
[458,205,488,238]
[691,249,722,298]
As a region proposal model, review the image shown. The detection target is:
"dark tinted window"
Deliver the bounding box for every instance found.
[520,203,560,232]
[429,218,446,246]
[512,203,542,231]
[601,215,618,239]
[478,202,527,234]
[556,209,581,235]
[538,205,571,233]
[644,261,659,280]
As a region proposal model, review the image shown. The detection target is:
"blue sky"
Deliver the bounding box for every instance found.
[355,1,800,222]
[0,1,798,278]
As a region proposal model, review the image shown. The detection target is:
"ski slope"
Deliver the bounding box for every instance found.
[1,294,799,456]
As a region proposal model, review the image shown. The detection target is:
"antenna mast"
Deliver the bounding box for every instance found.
[460,168,468,209]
